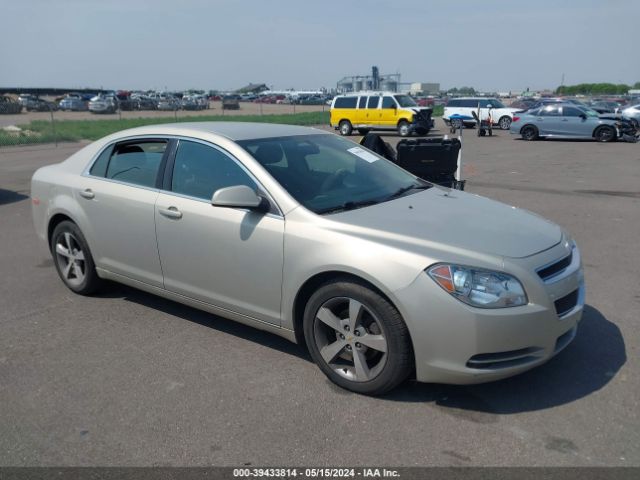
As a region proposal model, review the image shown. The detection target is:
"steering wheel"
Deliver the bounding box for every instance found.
[320,168,349,192]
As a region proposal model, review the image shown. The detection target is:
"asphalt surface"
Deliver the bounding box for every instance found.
[0,121,638,466]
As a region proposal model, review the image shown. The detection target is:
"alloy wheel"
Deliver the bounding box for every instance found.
[313,297,388,382]
[54,232,86,287]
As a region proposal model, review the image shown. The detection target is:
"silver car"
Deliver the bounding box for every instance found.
[510,104,620,141]
[621,104,640,128]
[31,123,584,394]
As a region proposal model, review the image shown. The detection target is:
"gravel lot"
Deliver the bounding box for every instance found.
[0,120,638,466]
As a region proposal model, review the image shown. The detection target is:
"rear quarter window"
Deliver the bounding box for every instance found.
[334,97,357,108]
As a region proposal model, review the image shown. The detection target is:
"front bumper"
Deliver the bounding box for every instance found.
[393,241,584,384]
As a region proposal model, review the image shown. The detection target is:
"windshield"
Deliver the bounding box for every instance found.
[239,134,429,214]
[394,95,417,107]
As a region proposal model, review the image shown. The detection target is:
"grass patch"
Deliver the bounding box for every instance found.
[2,106,443,147]
[2,111,330,146]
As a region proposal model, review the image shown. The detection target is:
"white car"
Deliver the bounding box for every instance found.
[444,97,521,130]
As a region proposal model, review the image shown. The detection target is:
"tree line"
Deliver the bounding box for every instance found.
[556,82,640,95]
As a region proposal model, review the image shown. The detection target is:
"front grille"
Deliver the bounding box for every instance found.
[466,346,543,370]
[537,252,572,281]
[554,289,579,317]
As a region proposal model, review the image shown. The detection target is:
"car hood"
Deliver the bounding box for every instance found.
[327,188,562,259]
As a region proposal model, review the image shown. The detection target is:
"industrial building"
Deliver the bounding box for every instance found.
[336,66,439,95]
[336,66,401,93]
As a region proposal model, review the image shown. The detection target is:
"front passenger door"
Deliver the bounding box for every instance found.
[154,139,285,325]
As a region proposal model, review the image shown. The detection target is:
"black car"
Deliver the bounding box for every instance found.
[25,98,58,112]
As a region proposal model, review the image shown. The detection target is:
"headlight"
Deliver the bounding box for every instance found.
[427,264,528,308]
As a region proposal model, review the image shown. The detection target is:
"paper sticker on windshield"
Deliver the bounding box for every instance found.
[347,147,379,163]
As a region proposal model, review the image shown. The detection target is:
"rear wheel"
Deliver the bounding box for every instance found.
[303,279,413,395]
[339,120,353,136]
[521,125,538,141]
[51,221,101,295]
[594,125,616,142]
[498,116,512,130]
[397,120,411,137]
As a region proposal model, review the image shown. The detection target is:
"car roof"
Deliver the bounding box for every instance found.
[109,122,325,141]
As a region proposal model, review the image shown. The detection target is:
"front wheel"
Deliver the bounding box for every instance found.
[521,125,538,141]
[51,221,102,295]
[397,120,411,137]
[339,120,353,136]
[594,125,616,142]
[303,279,413,395]
[498,116,512,130]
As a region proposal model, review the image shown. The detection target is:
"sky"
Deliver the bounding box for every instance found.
[1,0,639,93]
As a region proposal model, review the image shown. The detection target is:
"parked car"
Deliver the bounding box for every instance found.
[444,97,520,130]
[588,101,622,114]
[509,98,538,110]
[156,96,181,111]
[510,104,621,142]
[222,96,240,110]
[59,96,88,111]
[0,95,23,114]
[25,98,58,112]
[17,94,36,108]
[331,91,434,136]
[30,122,584,395]
[620,104,640,128]
[132,95,157,110]
[89,95,118,114]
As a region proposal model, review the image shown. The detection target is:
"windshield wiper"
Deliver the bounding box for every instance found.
[384,183,431,201]
[316,199,381,215]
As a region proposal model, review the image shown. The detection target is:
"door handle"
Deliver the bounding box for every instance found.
[158,206,183,219]
[79,189,95,199]
[561,119,568,122]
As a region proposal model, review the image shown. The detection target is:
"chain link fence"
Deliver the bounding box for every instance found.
[0,99,329,149]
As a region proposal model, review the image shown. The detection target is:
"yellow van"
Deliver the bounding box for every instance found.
[330,91,434,137]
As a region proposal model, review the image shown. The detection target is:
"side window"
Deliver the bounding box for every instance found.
[539,106,560,117]
[367,96,380,109]
[462,99,478,108]
[334,97,357,108]
[105,140,166,188]
[447,99,459,107]
[358,96,367,108]
[381,96,396,109]
[89,145,113,177]
[171,140,257,201]
[563,107,583,117]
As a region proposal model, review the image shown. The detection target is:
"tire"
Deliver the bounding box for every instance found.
[397,120,411,137]
[357,128,370,135]
[50,221,102,295]
[498,116,512,130]
[521,125,538,141]
[339,120,353,136]
[303,279,413,395]
[594,125,616,142]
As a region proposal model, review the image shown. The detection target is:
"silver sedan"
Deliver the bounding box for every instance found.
[510,104,620,141]
[31,123,584,394]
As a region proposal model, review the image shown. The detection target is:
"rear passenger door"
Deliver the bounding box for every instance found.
[79,138,170,287]
[536,105,562,135]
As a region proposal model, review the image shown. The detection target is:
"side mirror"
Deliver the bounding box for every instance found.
[579,113,587,120]
[211,185,269,212]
